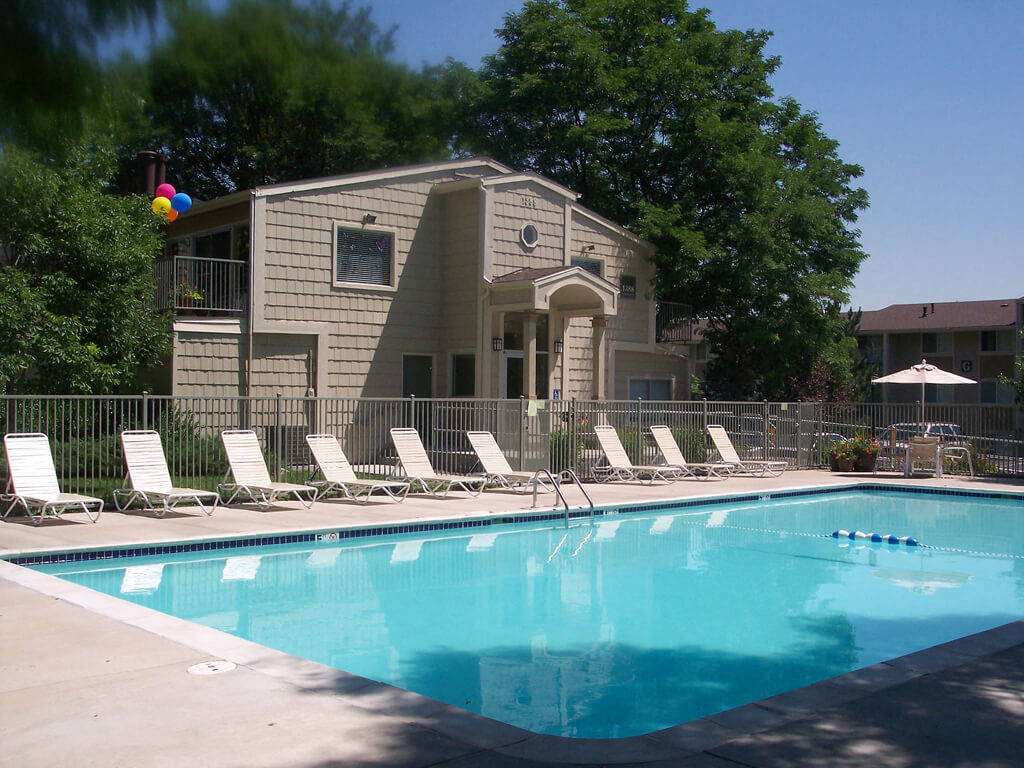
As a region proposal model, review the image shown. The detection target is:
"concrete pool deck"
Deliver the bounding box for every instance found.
[3,469,1024,766]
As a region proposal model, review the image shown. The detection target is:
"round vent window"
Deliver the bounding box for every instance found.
[520,224,539,249]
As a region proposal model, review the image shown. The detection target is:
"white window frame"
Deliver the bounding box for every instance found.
[520,223,539,249]
[332,220,398,292]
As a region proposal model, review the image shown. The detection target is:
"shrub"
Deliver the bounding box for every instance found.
[671,425,707,462]
[549,428,582,474]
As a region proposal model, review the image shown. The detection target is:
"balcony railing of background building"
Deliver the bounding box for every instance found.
[154,255,248,315]
[655,301,693,344]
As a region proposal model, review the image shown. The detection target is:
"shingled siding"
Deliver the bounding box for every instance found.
[614,350,686,400]
[259,167,496,398]
[440,188,481,395]
[174,333,245,398]
[491,183,568,276]
[250,334,313,399]
[570,213,655,346]
[564,317,595,399]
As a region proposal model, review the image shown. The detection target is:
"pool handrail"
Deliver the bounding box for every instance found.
[532,468,593,525]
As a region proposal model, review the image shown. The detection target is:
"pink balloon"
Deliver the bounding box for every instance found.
[155,183,176,199]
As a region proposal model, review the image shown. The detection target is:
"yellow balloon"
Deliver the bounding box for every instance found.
[152,196,171,216]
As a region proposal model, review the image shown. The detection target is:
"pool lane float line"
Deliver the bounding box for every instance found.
[832,529,919,547]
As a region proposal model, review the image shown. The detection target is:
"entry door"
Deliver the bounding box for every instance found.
[402,355,433,397]
[503,351,524,398]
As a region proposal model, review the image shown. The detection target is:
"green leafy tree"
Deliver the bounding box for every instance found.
[999,329,1024,405]
[143,0,455,199]
[0,138,170,394]
[0,0,168,151]
[461,0,868,399]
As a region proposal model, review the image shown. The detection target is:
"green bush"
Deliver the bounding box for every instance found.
[671,425,707,462]
[616,425,644,464]
[549,428,582,474]
[154,405,227,479]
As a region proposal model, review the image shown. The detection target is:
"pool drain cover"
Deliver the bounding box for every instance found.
[188,660,237,676]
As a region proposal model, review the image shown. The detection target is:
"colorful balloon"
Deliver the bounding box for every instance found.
[152,196,171,216]
[170,193,192,213]
[155,183,176,200]
[167,209,179,222]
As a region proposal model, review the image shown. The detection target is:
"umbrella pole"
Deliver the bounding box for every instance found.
[920,381,925,431]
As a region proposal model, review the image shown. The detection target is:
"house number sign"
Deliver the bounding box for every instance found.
[961,360,973,373]
[521,196,538,208]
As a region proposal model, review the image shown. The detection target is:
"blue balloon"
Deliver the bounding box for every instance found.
[170,193,192,213]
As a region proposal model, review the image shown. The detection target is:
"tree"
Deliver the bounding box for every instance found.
[1000,330,1024,406]
[0,137,170,394]
[461,0,868,399]
[0,0,167,151]
[143,0,455,199]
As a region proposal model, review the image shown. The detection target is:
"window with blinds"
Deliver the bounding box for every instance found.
[335,226,393,286]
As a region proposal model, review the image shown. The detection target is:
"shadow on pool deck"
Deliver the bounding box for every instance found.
[3,470,1024,766]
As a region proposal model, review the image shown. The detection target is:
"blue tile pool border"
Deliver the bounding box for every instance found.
[6,483,1022,567]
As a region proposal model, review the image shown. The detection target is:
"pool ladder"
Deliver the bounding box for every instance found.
[532,469,594,526]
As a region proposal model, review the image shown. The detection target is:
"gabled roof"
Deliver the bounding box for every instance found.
[253,157,515,198]
[493,266,574,283]
[859,299,1019,333]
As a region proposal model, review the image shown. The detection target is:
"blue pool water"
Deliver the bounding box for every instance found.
[29,489,1024,738]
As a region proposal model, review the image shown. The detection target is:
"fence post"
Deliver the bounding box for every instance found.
[275,392,282,481]
[142,390,148,431]
[571,397,578,475]
[519,396,526,472]
[763,400,769,458]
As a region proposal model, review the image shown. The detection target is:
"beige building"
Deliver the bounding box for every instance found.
[858,298,1023,405]
[157,158,691,401]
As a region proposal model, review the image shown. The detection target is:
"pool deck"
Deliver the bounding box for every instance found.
[3,469,1024,767]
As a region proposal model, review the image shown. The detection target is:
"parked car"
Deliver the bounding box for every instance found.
[880,423,967,449]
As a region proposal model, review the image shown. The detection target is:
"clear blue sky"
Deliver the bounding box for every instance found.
[110,0,1024,311]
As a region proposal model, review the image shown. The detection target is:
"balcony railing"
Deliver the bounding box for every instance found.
[155,255,248,315]
[655,301,693,344]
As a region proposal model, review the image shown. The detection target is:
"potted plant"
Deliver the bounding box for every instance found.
[829,432,881,472]
[172,277,204,315]
[828,440,856,472]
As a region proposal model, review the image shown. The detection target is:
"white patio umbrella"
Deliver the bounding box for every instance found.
[871,359,976,425]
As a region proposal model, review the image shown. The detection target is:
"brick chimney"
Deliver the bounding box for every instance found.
[137,150,167,197]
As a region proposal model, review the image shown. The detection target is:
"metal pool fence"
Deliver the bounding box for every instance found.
[1,395,1020,503]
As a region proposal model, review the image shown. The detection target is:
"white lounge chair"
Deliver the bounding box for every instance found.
[466,430,554,493]
[649,425,731,480]
[113,430,219,516]
[218,430,316,508]
[592,425,682,483]
[2,432,103,524]
[706,424,787,477]
[389,428,486,497]
[305,433,410,503]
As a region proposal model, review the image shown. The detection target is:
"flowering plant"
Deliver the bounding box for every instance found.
[172,277,204,307]
[830,432,881,470]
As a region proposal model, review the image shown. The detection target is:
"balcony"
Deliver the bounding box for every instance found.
[655,301,693,344]
[155,255,248,315]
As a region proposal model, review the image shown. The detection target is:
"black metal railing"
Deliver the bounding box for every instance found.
[655,301,693,344]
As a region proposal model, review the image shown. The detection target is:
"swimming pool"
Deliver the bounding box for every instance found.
[26,487,1024,738]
